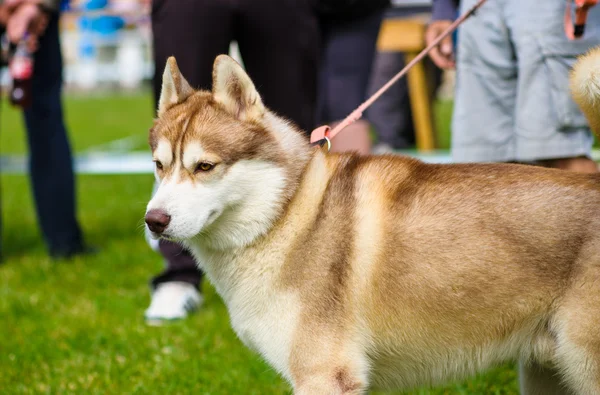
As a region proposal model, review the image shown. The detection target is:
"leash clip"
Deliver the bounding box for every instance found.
[310,136,331,152]
[310,125,332,152]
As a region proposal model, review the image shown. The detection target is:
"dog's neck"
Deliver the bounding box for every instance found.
[188,112,316,252]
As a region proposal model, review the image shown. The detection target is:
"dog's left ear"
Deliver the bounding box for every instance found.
[158,57,194,117]
[212,55,265,121]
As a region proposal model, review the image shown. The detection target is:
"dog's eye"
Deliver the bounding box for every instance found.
[154,160,163,170]
[195,162,215,173]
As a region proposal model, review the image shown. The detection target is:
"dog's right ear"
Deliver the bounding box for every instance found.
[212,54,265,122]
[158,57,194,117]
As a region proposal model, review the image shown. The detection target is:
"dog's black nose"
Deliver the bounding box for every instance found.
[145,209,171,234]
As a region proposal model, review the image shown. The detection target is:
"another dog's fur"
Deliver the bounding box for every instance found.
[145,51,600,394]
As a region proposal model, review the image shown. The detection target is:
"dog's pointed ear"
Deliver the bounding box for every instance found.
[158,57,194,117]
[212,55,265,121]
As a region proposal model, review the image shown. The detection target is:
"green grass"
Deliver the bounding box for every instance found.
[0,92,520,394]
[434,100,453,150]
[0,91,154,154]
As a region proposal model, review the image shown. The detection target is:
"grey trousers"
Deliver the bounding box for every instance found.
[453,0,600,163]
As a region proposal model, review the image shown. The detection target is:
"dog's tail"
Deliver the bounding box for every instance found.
[571,46,600,139]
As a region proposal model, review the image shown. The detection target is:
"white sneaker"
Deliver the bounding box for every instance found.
[144,281,203,325]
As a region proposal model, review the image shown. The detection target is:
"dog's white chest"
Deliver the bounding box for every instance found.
[193,247,300,381]
[227,289,299,379]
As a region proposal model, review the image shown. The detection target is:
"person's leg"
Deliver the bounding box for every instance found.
[507,0,600,172]
[315,10,386,155]
[151,0,234,98]
[367,50,414,151]
[23,13,87,258]
[235,0,320,133]
[451,0,517,163]
[145,0,234,322]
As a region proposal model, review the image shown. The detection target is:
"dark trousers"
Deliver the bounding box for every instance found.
[149,0,320,290]
[316,10,385,124]
[367,51,415,149]
[1,14,82,257]
[151,0,319,132]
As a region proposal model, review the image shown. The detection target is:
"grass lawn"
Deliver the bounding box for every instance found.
[0,91,519,394]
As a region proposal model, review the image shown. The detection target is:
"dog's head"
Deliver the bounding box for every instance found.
[145,55,310,250]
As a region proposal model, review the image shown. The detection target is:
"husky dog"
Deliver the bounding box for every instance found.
[145,51,600,394]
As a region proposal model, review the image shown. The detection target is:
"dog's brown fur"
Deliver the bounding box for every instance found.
[145,52,600,394]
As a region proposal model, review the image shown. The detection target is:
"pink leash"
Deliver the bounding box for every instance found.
[310,0,489,150]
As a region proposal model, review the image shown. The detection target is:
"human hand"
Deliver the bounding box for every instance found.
[0,5,11,26]
[4,0,42,14]
[138,0,151,12]
[6,2,48,51]
[0,0,32,27]
[425,20,455,69]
